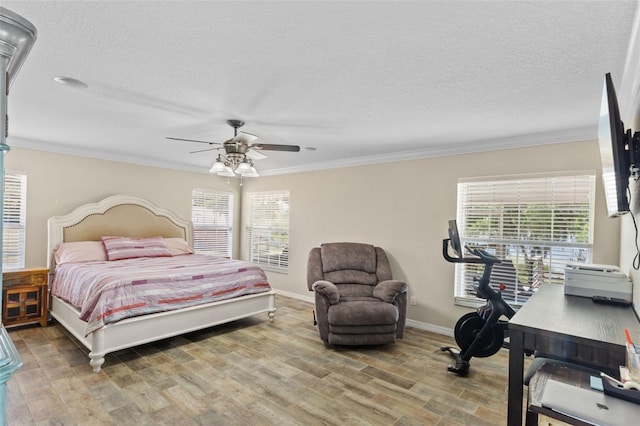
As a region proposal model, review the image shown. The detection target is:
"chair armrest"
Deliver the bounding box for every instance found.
[374,280,408,303]
[312,280,340,304]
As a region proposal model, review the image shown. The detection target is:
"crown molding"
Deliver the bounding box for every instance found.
[7,135,207,174]
[259,125,596,176]
[9,125,595,178]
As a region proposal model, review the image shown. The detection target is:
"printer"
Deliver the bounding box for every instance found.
[564,263,632,299]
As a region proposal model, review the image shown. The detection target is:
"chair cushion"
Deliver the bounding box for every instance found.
[325,270,378,286]
[336,283,374,298]
[328,299,398,326]
[321,243,376,274]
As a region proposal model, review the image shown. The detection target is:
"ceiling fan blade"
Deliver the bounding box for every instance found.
[247,149,267,161]
[233,131,259,144]
[251,143,301,152]
[189,147,219,154]
[166,136,219,145]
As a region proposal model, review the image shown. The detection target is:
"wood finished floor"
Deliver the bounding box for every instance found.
[6,296,564,425]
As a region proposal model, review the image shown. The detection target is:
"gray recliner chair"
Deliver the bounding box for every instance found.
[307,242,408,345]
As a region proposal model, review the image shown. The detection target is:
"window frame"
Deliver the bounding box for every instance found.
[455,171,596,308]
[191,189,233,258]
[246,190,290,272]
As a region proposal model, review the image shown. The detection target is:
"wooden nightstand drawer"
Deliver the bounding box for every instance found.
[2,267,49,327]
[3,270,47,287]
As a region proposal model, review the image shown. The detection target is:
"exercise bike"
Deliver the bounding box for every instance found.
[440,220,516,376]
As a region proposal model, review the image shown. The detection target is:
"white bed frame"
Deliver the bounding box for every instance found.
[47,194,276,372]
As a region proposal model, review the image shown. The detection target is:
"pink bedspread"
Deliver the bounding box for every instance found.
[51,254,271,335]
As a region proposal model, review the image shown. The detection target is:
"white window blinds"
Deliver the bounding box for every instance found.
[456,173,595,306]
[191,189,233,257]
[247,190,290,270]
[3,172,27,270]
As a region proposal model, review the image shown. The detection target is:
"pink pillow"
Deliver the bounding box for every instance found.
[101,236,172,261]
[164,238,194,256]
[54,241,108,265]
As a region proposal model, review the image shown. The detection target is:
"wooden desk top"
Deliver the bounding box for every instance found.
[510,283,640,348]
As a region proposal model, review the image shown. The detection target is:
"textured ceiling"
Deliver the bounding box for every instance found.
[2,0,639,176]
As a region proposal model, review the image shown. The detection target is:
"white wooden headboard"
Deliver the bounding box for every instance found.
[47,194,193,268]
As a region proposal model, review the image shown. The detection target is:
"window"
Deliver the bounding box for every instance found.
[455,173,595,307]
[247,190,290,271]
[191,189,233,257]
[3,172,27,270]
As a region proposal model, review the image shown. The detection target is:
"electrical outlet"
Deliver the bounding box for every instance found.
[410,296,417,306]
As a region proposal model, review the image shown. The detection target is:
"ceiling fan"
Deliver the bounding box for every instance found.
[167,119,300,177]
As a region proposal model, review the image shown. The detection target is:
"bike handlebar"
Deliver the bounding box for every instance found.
[442,239,502,265]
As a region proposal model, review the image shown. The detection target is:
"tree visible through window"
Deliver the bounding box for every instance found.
[456,173,595,306]
[191,189,233,257]
[3,172,27,270]
[247,190,289,270]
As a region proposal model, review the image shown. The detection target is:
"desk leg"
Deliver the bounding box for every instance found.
[508,329,524,426]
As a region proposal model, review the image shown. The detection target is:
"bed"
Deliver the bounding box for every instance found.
[47,194,277,372]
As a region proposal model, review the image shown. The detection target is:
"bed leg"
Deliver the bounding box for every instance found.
[89,353,105,373]
[268,310,276,322]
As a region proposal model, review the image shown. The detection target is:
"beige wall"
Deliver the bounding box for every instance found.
[241,139,620,329]
[7,140,621,330]
[5,147,241,267]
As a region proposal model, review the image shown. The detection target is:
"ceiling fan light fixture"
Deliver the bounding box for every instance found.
[217,165,235,177]
[209,156,227,173]
[243,164,259,178]
[235,159,252,175]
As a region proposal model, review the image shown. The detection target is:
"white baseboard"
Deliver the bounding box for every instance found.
[273,289,453,337]
[275,289,314,303]
[405,319,453,337]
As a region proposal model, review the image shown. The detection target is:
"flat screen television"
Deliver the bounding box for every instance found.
[598,73,632,217]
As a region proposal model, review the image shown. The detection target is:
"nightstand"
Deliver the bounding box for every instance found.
[2,267,49,327]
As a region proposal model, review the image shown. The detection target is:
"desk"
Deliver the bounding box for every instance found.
[507,283,640,426]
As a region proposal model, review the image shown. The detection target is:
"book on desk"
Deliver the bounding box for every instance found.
[541,379,640,426]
